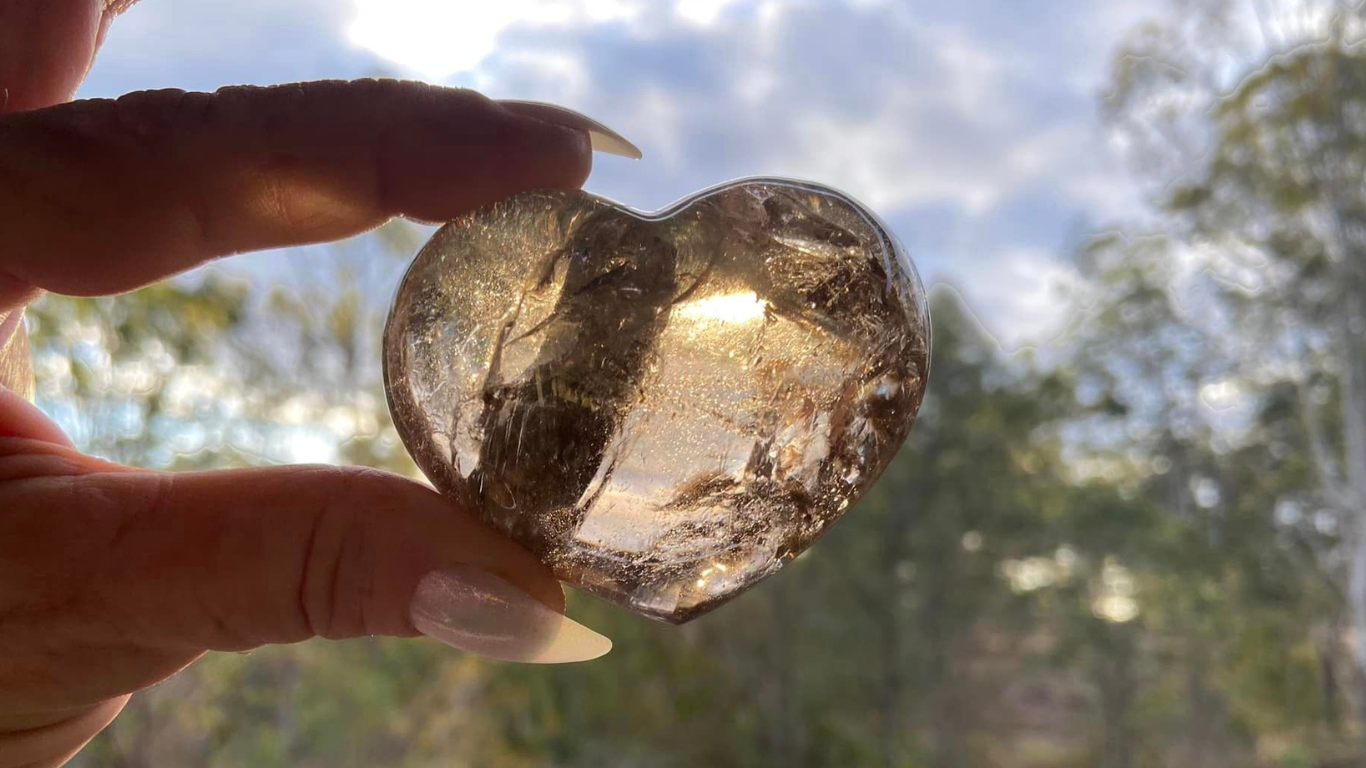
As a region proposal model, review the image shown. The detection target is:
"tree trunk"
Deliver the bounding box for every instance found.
[1348,547,1366,767]
[765,576,806,767]
[878,536,907,767]
[1337,277,1366,766]
[878,643,901,768]
[276,658,304,764]
[875,487,917,768]
[922,576,965,768]
[1099,653,1136,768]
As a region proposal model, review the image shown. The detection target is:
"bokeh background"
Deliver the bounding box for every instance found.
[37,0,1366,765]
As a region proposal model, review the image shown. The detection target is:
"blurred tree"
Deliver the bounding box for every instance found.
[49,226,1351,766]
[1101,0,1366,757]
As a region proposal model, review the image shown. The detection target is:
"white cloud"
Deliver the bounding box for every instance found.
[932,26,1012,115]
[349,1,564,79]
[84,0,349,92]
[675,0,747,26]
[347,0,644,80]
[495,49,594,104]
[957,248,1082,349]
[629,86,687,169]
[786,110,1001,215]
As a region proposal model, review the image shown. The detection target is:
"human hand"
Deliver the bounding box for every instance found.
[0,2,624,766]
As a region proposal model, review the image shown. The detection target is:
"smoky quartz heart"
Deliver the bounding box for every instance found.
[383,178,930,623]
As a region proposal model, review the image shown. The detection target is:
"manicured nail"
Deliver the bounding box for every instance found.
[410,566,612,663]
[497,100,643,160]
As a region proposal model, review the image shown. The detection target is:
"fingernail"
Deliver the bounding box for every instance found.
[410,566,612,664]
[497,100,643,160]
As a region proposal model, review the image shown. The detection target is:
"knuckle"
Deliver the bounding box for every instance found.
[0,468,140,623]
[109,89,196,149]
[0,439,86,482]
[297,466,389,640]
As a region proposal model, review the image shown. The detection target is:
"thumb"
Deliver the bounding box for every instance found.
[1,438,612,666]
[0,0,103,114]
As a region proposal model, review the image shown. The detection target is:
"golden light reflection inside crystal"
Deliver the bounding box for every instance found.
[675,290,769,325]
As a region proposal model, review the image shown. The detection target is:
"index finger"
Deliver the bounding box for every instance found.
[0,80,596,305]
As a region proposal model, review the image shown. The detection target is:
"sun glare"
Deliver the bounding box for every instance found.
[676,291,769,325]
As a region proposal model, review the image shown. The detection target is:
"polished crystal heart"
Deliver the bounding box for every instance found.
[383,178,930,622]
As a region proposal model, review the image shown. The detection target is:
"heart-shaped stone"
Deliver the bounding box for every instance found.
[383,178,930,622]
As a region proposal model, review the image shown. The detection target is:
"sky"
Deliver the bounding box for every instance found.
[78,0,1160,349]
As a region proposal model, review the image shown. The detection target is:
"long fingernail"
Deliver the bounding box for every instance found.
[497,100,643,160]
[410,566,612,664]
